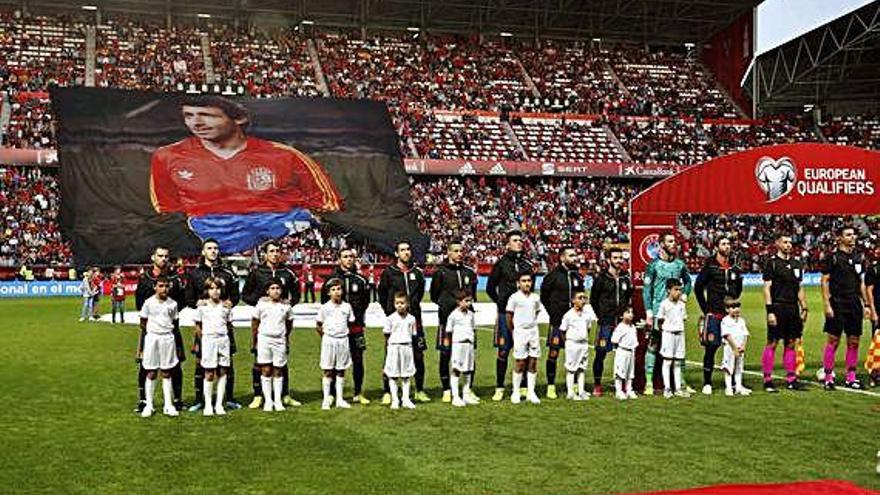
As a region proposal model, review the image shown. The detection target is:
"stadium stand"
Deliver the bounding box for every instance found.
[0,11,875,273]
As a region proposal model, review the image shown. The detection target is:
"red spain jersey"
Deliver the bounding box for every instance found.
[150,136,342,216]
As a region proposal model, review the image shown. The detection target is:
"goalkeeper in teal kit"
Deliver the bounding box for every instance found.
[642,232,692,394]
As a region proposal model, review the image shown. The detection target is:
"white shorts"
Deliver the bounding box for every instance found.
[201,334,230,369]
[320,336,351,371]
[564,340,589,372]
[721,346,745,374]
[614,348,635,380]
[257,335,288,367]
[451,341,475,372]
[513,328,541,360]
[660,331,686,360]
[142,332,179,371]
[384,343,415,378]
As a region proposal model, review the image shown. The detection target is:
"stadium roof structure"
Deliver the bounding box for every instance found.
[744,0,880,114]
[10,0,760,45]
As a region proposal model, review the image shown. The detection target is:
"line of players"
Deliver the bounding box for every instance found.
[133,226,880,416]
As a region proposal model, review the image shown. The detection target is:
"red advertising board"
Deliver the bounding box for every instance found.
[404,158,681,178]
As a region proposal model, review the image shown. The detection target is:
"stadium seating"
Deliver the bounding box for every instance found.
[821,114,880,149]
[0,11,875,270]
[510,118,626,163]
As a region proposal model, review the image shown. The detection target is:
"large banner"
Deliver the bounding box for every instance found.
[52,88,426,265]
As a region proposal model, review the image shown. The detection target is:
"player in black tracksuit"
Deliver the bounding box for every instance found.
[430,240,478,401]
[693,236,743,392]
[321,248,371,402]
[539,247,585,398]
[486,231,534,400]
[184,238,241,411]
[378,241,429,401]
[589,247,633,394]
[134,246,186,412]
[241,241,300,407]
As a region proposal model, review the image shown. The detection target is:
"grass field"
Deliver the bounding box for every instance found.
[1,286,878,495]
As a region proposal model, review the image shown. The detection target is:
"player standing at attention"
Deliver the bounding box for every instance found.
[322,248,372,404]
[558,291,596,401]
[642,232,692,395]
[193,278,234,416]
[378,241,429,403]
[761,234,809,392]
[135,246,186,413]
[383,293,418,410]
[137,276,181,418]
[611,307,638,400]
[694,236,743,395]
[430,239,479,403]
[590,247,632,397]
[316,278,354,410]
[820,226,873,390]
[251,279,293,412]
[506,272,545,405]
[447,289,479,407]
[720,297,751,396]
[242,241,301,408]
[657,279,689,399]
[186,238,242,412]
[539,246,585,399]
[487,231,534,401]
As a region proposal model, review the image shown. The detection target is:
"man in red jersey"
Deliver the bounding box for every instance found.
[150,95,343,252]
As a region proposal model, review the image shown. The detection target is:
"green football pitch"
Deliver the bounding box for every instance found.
[1,286,878,495]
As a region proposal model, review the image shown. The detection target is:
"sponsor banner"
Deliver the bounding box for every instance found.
[404,158,681,178]
[0,281,84,298]
[631,143,880,215]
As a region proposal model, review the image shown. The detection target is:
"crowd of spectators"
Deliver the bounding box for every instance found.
[410,176,642,270]
[0,166,71,268]
[679,214,879,272]
[820,114,880,150]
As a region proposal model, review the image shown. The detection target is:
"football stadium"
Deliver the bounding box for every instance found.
[1,0,879,494]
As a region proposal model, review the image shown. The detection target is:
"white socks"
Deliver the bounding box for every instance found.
[261,376,273,406]
[735,370,743,390]
[145,377,156,410]
[724,372,734,391]
[615,377,624,396]
[511,371,523,397]
[389,378,400,405]
[215,375,227,408]
[335,376,345,403]
[451,375,461,400]
[204,379,214,409]
[577,372,585,397]
[526,372,537,396]
[463,375,473,396]
[401,378,411,402]
[566,372,575,396]
[322,377,333,402]
[161,377,173,408]
[672,361,682,392]
[272,376,283,406]
[662,360,673,391]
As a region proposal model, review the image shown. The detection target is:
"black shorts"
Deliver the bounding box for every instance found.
[824,301,863,337]
[767,304,803,342]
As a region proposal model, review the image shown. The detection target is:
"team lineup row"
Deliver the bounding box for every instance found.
[132,227,880,417]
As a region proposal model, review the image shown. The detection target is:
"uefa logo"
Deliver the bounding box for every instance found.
[755,156,797,202]
[639,233,661,264]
